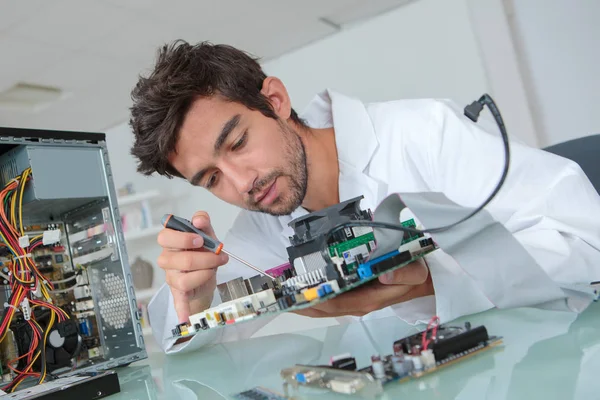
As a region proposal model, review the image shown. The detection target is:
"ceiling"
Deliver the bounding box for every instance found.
[0,0,411,133]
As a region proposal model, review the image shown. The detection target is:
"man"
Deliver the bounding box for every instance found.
[129,40,600,354]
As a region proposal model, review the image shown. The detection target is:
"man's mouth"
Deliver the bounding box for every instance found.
[254,179,277,205]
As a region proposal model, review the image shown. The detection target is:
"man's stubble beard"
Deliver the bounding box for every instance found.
[246,121,308,216]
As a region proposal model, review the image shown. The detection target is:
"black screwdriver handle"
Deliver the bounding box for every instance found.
[161,214,223,254]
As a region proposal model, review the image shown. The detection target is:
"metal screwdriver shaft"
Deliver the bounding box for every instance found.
[161,214,275,280]
[220,250,275,279]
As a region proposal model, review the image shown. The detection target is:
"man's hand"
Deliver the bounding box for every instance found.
[156,211,229,323]
[294,260,433,318]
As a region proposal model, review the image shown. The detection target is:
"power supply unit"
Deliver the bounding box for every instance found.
[0,127,147,393]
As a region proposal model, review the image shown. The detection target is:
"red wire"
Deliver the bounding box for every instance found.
[422,316,440,350]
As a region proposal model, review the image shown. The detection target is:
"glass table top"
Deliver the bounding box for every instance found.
[111,301,600,400]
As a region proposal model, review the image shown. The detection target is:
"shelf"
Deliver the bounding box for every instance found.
[124,225,162,241]
[117,190,161,207]
[135,288,156,302]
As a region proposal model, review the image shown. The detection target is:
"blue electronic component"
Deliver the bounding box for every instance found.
[322,284,333,294]
[357,250,400,280]
[79,319,91,336]
[317,286,326,298]
[357,264,373,280]
[296,373,306,383]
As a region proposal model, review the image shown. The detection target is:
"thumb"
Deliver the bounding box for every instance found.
[379,259,429,285]
[171,288,191,324]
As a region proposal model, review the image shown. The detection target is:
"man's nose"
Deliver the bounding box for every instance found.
[222,163,255,195]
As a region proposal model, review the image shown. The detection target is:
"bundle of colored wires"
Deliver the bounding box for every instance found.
[0,168,70,392]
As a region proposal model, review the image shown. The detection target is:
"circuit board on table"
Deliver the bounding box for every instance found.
[278,321,502,398]
[171,196,438,339]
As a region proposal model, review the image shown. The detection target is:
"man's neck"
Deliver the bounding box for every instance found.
[300,126,340,212]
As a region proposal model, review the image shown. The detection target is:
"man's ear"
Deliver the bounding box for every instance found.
[260,77,292,120]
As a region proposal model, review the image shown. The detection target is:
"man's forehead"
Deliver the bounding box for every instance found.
[181,96,240,136]
[170,97,245,176]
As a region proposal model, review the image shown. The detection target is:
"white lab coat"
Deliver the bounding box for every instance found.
[148,89,600,354]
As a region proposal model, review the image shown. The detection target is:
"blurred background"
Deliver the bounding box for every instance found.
[1,0,598,348]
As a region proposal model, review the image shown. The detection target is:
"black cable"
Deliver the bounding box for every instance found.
[324,94,510,241]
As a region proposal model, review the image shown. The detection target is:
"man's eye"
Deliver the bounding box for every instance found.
[206,173,218,189]
[231,132,247,151]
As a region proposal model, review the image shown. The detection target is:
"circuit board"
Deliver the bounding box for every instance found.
[279,322,503,398]
[171,196,438,339]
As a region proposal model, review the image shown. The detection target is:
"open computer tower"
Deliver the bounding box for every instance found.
[0,127,146,388]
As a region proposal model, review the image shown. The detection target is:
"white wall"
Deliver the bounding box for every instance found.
[507,0,600,147]
[264,0,489,115]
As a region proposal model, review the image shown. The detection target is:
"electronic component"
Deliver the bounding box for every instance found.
[330,354,357,371]
[280,321,503,398]
[0,127,146,394]
[172,196,438,340]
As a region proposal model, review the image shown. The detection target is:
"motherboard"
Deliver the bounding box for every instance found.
[171,196,437,339]
[279,320,502,398]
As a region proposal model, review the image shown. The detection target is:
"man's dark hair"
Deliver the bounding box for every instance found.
[129,40,305,178]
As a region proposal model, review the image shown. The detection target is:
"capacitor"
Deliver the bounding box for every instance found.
[199,318,208,330]
[371,355,386,379]
[412,354,424,371]
[403,356,415,374]
[391,355,406,376]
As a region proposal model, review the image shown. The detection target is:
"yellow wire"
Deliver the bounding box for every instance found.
[36,310,54,383]
[18,169,29,236]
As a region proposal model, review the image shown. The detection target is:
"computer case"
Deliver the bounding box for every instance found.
[0,127,147,380]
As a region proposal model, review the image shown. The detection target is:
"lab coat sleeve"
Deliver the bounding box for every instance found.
[371,99,600,323]
[147,210,282,354]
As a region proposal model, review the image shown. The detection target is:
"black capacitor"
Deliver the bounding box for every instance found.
[200,318,209,330]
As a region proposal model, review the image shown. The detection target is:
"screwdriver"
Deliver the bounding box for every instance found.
[161,214,275,280]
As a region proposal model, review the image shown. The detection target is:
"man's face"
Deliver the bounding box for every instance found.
[169,96,308,216]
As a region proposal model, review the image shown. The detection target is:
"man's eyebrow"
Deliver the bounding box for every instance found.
[214,114,241,154]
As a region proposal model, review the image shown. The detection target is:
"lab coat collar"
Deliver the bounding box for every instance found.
[278,89,385,238]
[301,89,378,171]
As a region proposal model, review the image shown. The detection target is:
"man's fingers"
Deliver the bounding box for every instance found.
[191,212,216,238]
[308,282,423,317]
[314,282,411,316]
[158,249,228,272]
[378,259,429,285]
[157,229,205,250]
[171,287,191,324]
[166,269,215,293]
